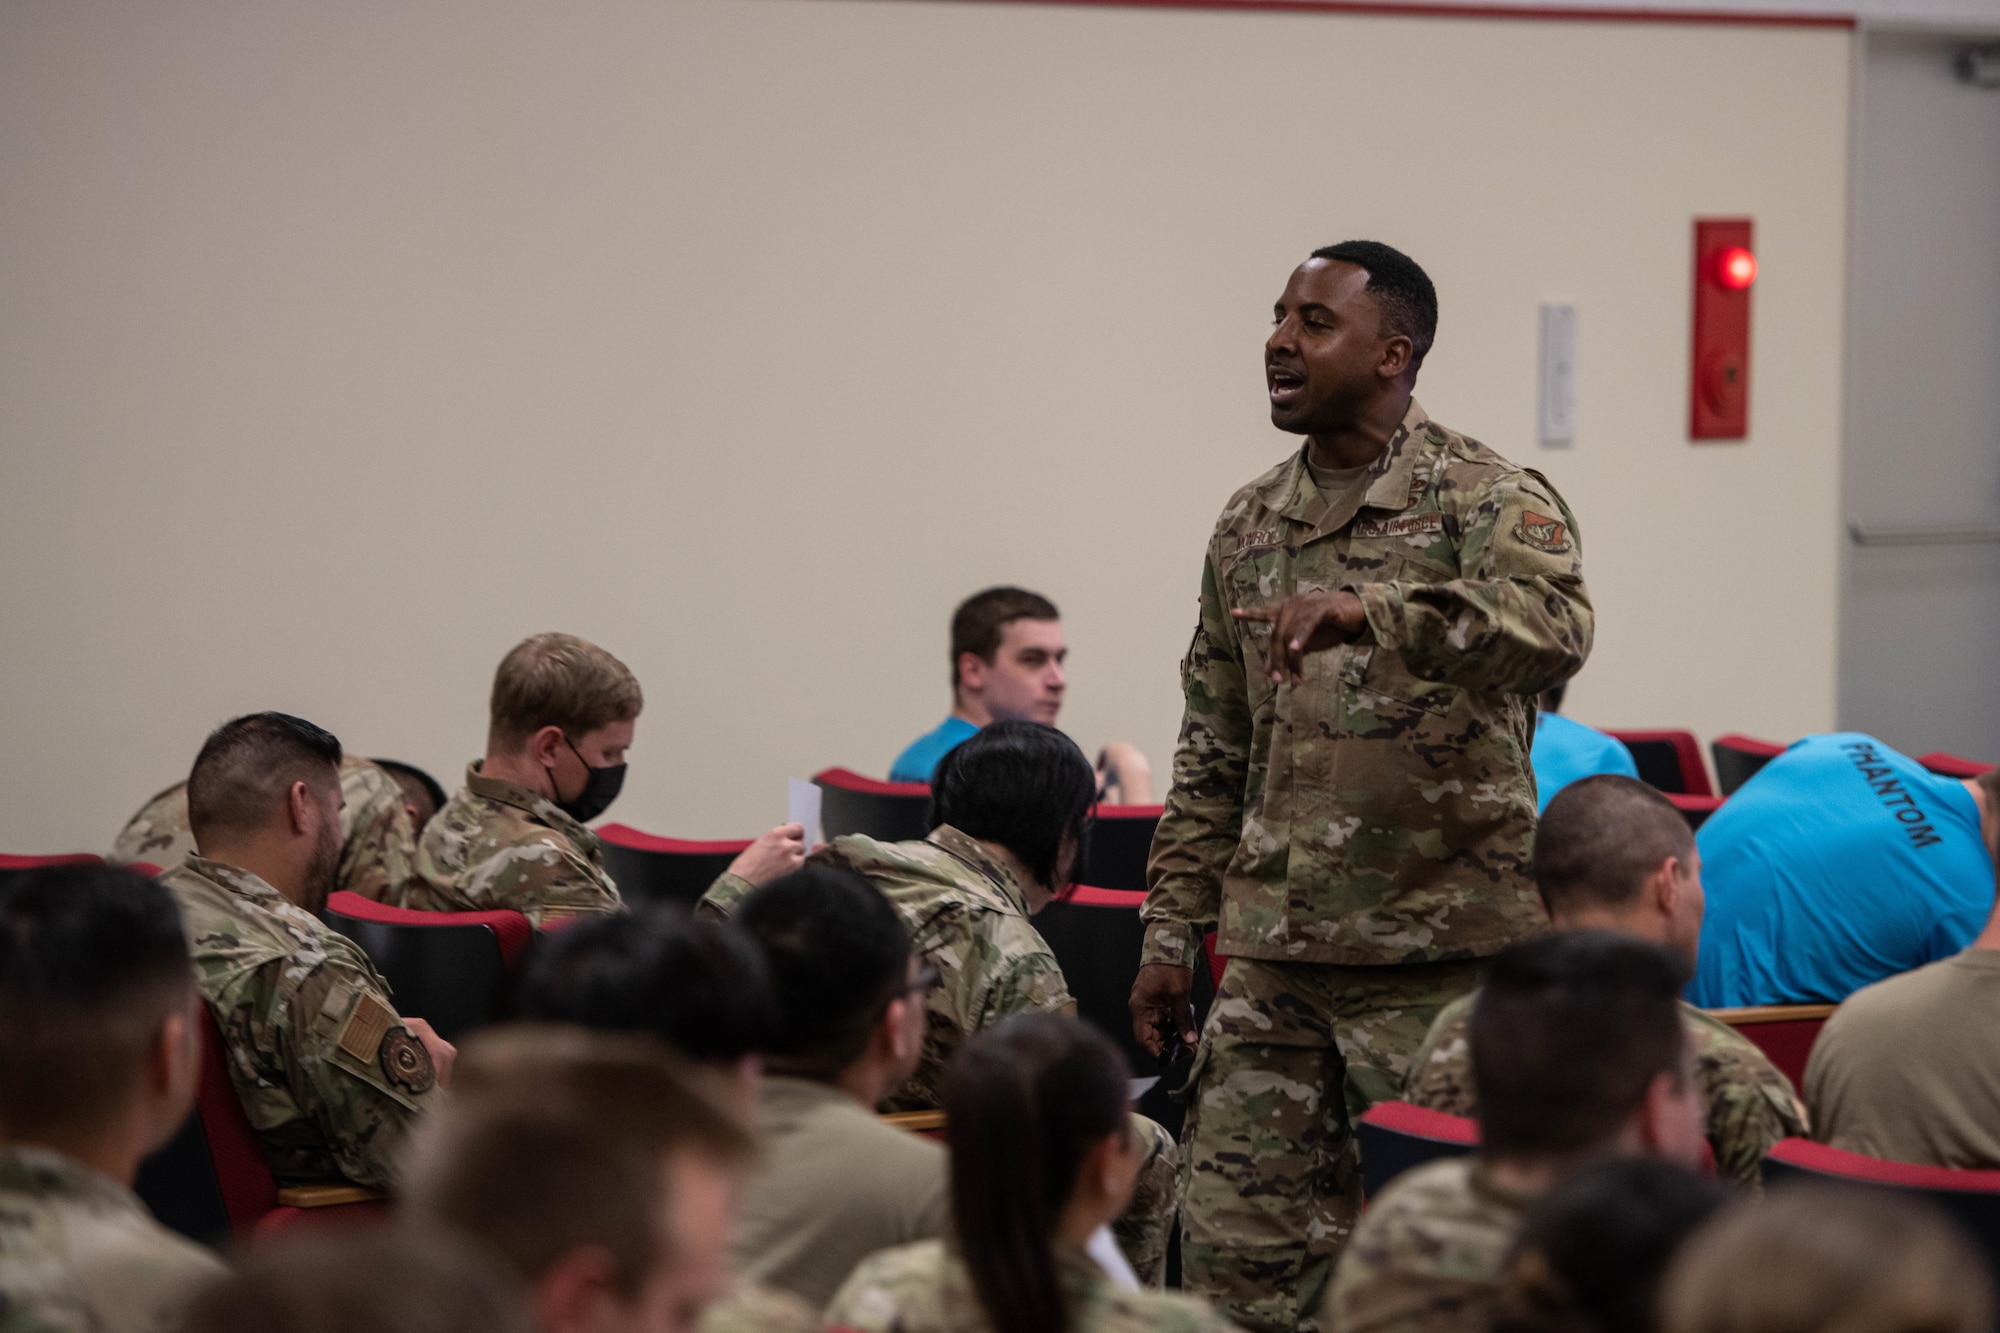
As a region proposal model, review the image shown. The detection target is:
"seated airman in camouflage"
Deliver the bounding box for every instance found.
[1405,776,1807,1188]
[414,632,803,928]
[0,862,223,1333]
[1325,934,1707,1333]
[164,711,454,1191]
[701,720,1181,1287]
[112,751,429,902]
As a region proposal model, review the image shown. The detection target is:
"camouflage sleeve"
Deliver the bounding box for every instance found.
[974,920,1077,1027]
[1352,470,1593,697]
[695,1279,824,1333]
[464,839,621,928]
[337,762,419,903]
[283,961,440,1190]
[693,872,755,922]
[1402,993,1479,1117]
[1143,545,1252,968]
[1699,1038,1811,1190]
[823,1242,944,1333]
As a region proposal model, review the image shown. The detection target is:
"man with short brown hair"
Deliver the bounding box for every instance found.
[415,633,803,926]
[401,1025,815,1333]
[888,587,1151,801]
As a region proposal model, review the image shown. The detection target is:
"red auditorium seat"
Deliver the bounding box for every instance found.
[1763,1140,2000,1273]
[1604,730,1715,797]
[1666,792,1726,832]
[813,767,932,843]
[1356,1102,1479,1198]
[1032,884,1213,1139]
[1081,804,1164,893]
[1711,733,1787,796]
[596,824,751,909]
[322,892,532,1042]
[1919,752,1997,779]
[136,1007,386,1245]
[1706,1003,1835,1093]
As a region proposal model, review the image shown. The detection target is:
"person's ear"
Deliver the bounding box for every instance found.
[529,726,567,768]
[1650,858,1682,917]
[956,652,988,696]
[533,1246,622,1333]
[881,995,918,1065]
[1377,332,1414,381]
[285,781,314,837]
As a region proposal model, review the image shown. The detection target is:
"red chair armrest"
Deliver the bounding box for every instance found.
[595,824,753,856]
[812,767,930,796]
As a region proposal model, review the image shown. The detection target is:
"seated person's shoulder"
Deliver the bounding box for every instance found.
[1093,1286,1243,1333]
[824,1238,950,1331]
[1342,1157,1499,1280]
[1404,991,1477,1111]
[697,1278,824,1333]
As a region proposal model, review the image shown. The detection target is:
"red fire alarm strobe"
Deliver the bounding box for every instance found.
[1691,218,1754,440]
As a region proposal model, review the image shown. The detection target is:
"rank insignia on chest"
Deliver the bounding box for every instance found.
[1512,511,1572,553]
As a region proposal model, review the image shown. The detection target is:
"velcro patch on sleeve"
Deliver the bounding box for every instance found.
[337,992,395,1065]
[1512,511,1573,553]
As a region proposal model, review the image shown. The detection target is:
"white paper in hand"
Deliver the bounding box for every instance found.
[1086,1224,1142,1291]
[787,778,823,849]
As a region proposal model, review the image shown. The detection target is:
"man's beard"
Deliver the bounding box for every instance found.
[303,822,342,916]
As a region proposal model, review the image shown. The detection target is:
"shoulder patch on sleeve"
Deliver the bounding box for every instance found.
[337,992,395,1064]
[1512,511,1573,553]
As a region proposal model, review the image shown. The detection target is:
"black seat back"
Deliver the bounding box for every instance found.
[600,843,739,909]
[1081,811,1161,893]
[322,910,506,1043]
[816,781,931,843]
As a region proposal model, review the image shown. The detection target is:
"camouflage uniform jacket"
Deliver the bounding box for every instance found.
[411,763,624,927]
[1144,400,1592,969]
[699,825,1074,1113]
[1323,1156,1530,1333]
[110,755,419,902]
[695,1280,822,1333]
[826,1238,1240,1333]
[0,1147,223,1333]
[164,856,439,1189]
[1404,990,1809,1188]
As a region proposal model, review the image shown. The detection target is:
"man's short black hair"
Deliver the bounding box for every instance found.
[1310,240,1439,372]
[514,905,775,1065]
[187,711,343,844]
[1535,776,1696,918]
[1472,931,1689,1158]
[930,720,1095,892]
[0,862,193,1137]
[735,865,912,1081]
[950,587,1060,690]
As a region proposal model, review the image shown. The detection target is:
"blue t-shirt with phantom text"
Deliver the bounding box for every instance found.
[1689,733,1994,1008]
[889,716,980,785]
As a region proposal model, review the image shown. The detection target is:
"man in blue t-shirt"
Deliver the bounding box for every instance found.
[1530,683,1640,813]
[890,586,1151,803]
[1688,733,1999,1008]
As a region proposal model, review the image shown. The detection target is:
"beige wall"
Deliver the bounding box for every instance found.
[0,0,1850,852]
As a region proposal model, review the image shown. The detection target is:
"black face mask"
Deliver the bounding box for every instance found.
[548,733,626,824]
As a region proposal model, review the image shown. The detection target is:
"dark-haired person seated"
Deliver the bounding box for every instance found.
[888,586,1152,803]
[701,720,1179,1288]
[403,1027,801,1333]
[507,910,820,1332]
[514,901,776,1104]
[164,712,454,1191]
[0,863,224,1333]
[415,632,804,927]
[113,752,426,901]
[730,866,947,1309]
[1804,860,2000,1167]
[1325,933,1707,1333]
[1490,1159,1725,1333]
[177,1228,529,1333]
[1688,733,1999,1007]
[1405,776,1806,1187]
[826,1013,1237,1333]
[1528,682,1637,814]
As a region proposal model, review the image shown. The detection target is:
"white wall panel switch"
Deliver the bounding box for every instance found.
[1538,302,1577,446]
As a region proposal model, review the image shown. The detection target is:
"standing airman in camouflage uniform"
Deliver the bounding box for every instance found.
[1133,243,1592,1332]
[164,713,451,1189]
[414,633,798,926]
[701,722,1180,1286]
[1404,774,1807,1188]
[112,753,422,902]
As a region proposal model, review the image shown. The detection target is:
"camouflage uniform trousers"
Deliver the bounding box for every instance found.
[1179,953,1482,1333]
[1114,1112,1181,1288]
